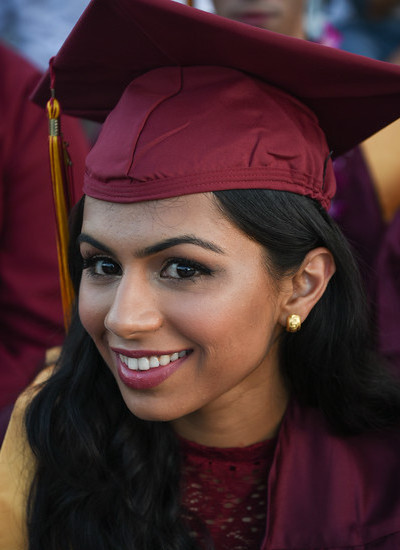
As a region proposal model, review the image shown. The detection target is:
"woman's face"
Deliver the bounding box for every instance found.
[79,193,289,443]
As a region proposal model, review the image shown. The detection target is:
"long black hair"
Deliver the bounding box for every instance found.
[25,190,400,550]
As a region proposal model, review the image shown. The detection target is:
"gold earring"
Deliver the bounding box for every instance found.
[286,314,301,332]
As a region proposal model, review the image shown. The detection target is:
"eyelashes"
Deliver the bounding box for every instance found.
[82,256,121,277]
[81,254,214,281]
[160,258,214,280]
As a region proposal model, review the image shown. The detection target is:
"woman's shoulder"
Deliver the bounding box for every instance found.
[0,366,54,550]
[267,401,400,549]
[6,365,56,428]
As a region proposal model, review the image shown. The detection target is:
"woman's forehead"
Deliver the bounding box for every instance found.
[83,193,214,220]
[81,194,232,239]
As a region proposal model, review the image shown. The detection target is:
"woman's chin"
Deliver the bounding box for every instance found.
[120,395,186,423]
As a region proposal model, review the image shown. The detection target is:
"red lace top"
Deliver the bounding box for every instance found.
[179,437,277,550]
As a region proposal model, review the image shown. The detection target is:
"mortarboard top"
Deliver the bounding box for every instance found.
[32,0,400,210]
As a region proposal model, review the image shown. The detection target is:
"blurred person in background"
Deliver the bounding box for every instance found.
[323,0,400,61]
[322,0,400,371]
[0,0,90,70]
[0,0,100,143]
[0,40,89,443]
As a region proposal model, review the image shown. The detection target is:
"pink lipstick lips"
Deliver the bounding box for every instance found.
[112,348,191,390]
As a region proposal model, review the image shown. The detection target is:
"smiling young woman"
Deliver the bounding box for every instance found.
[1,0,400,549]
[78,193,306,445]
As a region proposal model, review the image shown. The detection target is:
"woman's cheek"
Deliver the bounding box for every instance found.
[78,282,107,337]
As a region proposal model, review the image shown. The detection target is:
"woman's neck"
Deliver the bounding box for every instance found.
[171,369,288,448]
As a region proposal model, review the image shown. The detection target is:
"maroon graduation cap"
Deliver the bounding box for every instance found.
[32,0,400,211]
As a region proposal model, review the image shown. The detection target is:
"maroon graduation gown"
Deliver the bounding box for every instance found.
[262,401,400,549]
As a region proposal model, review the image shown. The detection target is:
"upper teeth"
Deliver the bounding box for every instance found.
[119,350,187,371]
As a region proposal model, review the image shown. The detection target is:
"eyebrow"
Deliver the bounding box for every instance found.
[77,233,225,257]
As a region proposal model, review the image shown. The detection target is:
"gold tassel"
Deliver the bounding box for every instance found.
[186,0,194,6]
[47,90,75,331]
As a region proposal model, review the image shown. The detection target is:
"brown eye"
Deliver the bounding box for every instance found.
[175,264,197,278]
[82,257,122,276]
[162,262,197,279]
[161,259,212,280]
[96,259,121,275]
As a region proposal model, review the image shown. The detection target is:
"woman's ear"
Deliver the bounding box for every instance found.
[279,247,336,328]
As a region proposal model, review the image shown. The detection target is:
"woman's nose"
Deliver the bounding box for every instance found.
[104,272,163,338]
